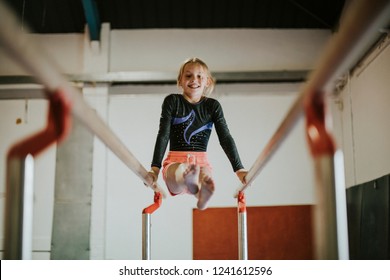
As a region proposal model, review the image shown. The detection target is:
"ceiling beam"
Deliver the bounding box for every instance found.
[69,70,309,84]
[0,70,309,86]
[0,70,309,99]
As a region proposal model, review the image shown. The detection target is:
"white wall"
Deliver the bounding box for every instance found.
[0,34,84,75]
[110,29,330,72]
[0,28,331,75]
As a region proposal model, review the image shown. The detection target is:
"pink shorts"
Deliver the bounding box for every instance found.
[162,151,212,195]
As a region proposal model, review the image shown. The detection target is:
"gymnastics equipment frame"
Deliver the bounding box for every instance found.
[142,192,163,260]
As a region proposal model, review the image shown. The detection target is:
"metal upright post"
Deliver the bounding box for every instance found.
[142,213,151,260]
[237,191,248,260]
[3,90,72,259]
[311,151,349,259]
[312,155,339,259]
[142,192,162,260]
[304,91,349,259]
[4,155,34,259]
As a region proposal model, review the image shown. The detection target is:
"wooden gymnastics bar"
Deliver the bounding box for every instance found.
[235,0,390,260]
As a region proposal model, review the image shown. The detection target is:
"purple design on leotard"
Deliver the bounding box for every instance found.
[172,110,213,145]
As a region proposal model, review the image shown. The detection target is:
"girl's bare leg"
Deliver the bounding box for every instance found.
[197,166,215,210]
[165,163,186,195]
[183,164,200,194]
[165,163,200,195]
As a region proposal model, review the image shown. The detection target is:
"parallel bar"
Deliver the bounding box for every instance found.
[238,212,248,260]
[236,0,390,195]
[237,192,248,260]
[304,86,348,259]
[4,88,72,260]
[142,213,151,260]
[4,156,33,259]
[21,155,34,260]
[312,156,339,259]
[141,192,162,260]
[0,2,165,197]
[333,150,349,260]
[5,158,24,259]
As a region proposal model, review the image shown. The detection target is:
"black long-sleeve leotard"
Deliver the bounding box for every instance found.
[151,94,244,172]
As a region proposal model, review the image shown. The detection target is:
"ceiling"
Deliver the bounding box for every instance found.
[4,0,346,35]
[0,0,348,86]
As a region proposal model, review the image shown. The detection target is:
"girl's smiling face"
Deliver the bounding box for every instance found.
[179,63,210,103]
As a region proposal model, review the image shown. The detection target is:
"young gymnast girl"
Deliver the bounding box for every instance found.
[148,57,247,210]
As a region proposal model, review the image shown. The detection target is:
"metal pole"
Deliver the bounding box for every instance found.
[237,191,248,260]
[142,213,152,260]
[21,155,34,260]
[141,192,162,260]
[311,151,349,259]
[238,212,248,260]
[142,213,151,260]
[312,156,339,259]
[304,88,349,259]
[333,150,349,260]
[4,155,34,259]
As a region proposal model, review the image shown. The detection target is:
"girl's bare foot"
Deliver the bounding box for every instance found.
[197,175,215,210]
[183,164,200,194]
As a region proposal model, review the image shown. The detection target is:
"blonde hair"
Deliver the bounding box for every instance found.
[177,57,216,96]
